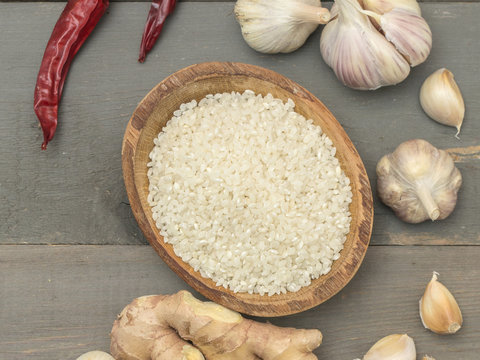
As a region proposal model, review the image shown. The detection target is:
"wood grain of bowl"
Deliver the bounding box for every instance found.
[122,62,373,317]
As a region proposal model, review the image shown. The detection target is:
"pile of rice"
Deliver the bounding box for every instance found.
[147,90,352,296]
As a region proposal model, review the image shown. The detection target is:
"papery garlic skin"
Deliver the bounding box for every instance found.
[420,68,465,137]
[420,272,463,335]
[362,334,416,360]
[362,0,421,16]
[320,0,410,90]
[376,139,462,223]
[76,351,115,360]
[368,8,432,66]
[235,0,330,54]
[330,3,339,18]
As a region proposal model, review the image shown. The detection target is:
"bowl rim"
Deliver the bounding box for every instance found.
[122,61,373,317]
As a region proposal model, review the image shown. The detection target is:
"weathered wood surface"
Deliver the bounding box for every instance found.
[0,245,478,359]
[0,3,479,359]
[1,2,479,246]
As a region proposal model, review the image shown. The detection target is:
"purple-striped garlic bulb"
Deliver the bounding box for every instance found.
[320,0,431,90]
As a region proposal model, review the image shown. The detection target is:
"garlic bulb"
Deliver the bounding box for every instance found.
[420,68,465,138]
[320,0,410,90]
[376,139,462,223]
[234,0,330,54]
[363,8,432,66]
[321,0,432,89]
[76,351,115,360]
[362,0,421,16]
[359,334,416,360]
[420,272,463,335]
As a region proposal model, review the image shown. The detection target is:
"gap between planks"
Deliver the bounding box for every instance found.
[446,145,480,162]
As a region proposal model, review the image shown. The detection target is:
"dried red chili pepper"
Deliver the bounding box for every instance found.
[139,0,177,63]
[34,0,109,150]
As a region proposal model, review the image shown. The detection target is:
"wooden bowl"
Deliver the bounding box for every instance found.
[122,62,373,317]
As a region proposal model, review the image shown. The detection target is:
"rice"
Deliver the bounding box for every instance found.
[147,90,352,296]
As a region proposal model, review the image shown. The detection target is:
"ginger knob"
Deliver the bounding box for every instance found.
[376,139,462,223]
[111,290,322,360]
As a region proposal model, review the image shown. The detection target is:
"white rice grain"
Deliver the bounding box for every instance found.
[147,90,352,295]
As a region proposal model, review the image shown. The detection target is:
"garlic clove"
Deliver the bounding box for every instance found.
[362,0,421,16]
[422,356,436,360]
[76,351,115,360]
[320,0,410,90]
[420,68,465,138]
[234,0,330,54]
[419,272,463,335]
[361,334,416,360]
[364,8,432,67]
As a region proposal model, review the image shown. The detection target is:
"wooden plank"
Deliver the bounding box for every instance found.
[0,245,478,359]
[0,2,479,245]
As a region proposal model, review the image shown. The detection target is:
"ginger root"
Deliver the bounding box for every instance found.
[111,290,322,360]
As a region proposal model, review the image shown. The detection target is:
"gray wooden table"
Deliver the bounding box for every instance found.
[1,1,479,359]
